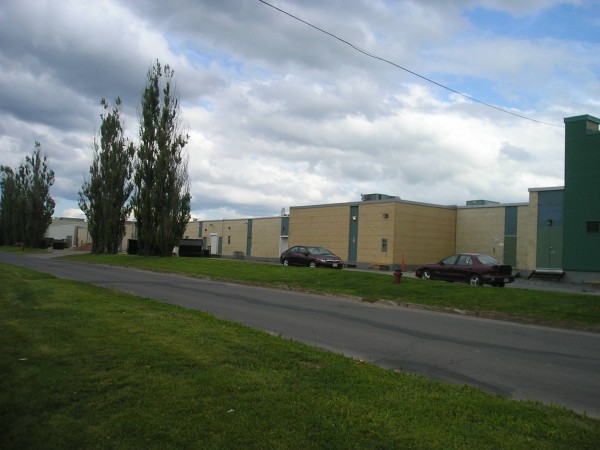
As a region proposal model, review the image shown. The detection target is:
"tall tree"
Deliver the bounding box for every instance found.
[1,143,55,248]
[0,166,24,245]
[79,98,135,253]
[132,60,191,256]
[22,142,55,247]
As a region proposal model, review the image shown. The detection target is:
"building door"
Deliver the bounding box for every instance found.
[536,225,563,269]
[210,233,218,255]
[536,191,564,270]
[279,236,288,255]
[503,206,518,267]
[503,236,517,267]
[347,206,359,266]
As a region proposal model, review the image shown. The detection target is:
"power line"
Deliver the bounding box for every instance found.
[257,0,563,128]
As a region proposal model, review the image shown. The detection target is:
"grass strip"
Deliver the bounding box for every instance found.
[61,253,600,329]
[1,262,598,449]
[0,245,50,254]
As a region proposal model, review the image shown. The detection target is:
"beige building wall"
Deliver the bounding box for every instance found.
[200,219,247,256]
[290,201,456,268]
[196,217,282,258]
[353,201,455,267]
[356,202,396,266]
[183,221,202,239]
[456,207,506,262]
[393,202,456,266]
[222,220,249,257]
[250,217,282,258]
[289,205,350,260]
[525,191,539,270]
[515,204,531,270]
[76,226,92,247]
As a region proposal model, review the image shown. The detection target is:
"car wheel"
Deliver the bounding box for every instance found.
[469,274,482,287]
[421,270,432,280]
[494,282,506,288]
[309,261,317,268]
[282,259,290,267]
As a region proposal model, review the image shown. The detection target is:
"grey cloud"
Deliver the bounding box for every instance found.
[499,142,532,161]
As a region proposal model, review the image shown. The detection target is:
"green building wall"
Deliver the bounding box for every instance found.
[536,190,564,270]
[563,115,600,271]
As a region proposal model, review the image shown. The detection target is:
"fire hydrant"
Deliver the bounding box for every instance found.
[393,270,403,284]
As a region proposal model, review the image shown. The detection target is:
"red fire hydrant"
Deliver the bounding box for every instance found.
[393,270,403,284]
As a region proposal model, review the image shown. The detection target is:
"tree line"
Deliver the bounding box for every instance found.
[0,60,191,256]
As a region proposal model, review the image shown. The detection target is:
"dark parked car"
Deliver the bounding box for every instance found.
[415,253,514,287]
[280,246,344,269]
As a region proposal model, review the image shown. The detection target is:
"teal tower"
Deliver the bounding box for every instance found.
[563,115,600,272]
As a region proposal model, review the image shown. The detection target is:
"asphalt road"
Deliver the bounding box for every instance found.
[2,252,599,418]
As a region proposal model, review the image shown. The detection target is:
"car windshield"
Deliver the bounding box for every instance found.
[477,255,500,265]
[307,247,333,255]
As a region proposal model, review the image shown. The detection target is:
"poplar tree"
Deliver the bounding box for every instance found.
[0,166,24,245]
[1,143,55,247]
[132,60,191,256]
[79,98,135,253]
[22,143,55,247]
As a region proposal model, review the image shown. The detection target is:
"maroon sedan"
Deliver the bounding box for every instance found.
[280,246,344,269]
[415,253,514,287]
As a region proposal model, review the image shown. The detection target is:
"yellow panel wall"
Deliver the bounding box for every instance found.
[199,220,246,257]
[456,207,506,262]
[355,202,396,266]
[193,198,539,270]
[196,218,282,258]
[392,203,456,266]
[525,191,539,270]
[221,220,249,257]
[516,204,531,270]
[183,221,202,239]
[290,201,456,268]
[200,220,223,255]
[289,205,350,260]
[250,217,282,258]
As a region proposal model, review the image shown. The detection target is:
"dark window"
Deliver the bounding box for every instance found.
[442,255,458,265]
[456,255,473,266]
[227,236,231,244]
[381,239,388,252]
[587,221,600,233]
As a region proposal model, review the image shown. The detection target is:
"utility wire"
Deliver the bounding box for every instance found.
[258,0,563,128]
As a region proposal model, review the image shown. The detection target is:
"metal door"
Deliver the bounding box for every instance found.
[347,206,359,265]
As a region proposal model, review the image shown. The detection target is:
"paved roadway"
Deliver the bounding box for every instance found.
[1,252,599,417]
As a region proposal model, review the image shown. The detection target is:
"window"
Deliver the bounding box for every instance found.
[587,221,600,233]
[227,236,231,244]
[381,238,388,252]
[456,255,473,266]
[442,255,458,265]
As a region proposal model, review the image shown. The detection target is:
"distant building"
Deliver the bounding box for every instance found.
[46,217,90,248]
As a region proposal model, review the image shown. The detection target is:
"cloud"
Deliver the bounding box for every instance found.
[471,0,581,16]
[499,142,532,161]
[0,0,597,221]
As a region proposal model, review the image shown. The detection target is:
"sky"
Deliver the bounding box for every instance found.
[1,0,599,220]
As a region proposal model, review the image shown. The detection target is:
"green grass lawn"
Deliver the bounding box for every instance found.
[1,262,598,449]
[0,245,50,254]
[61,253,600,330]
